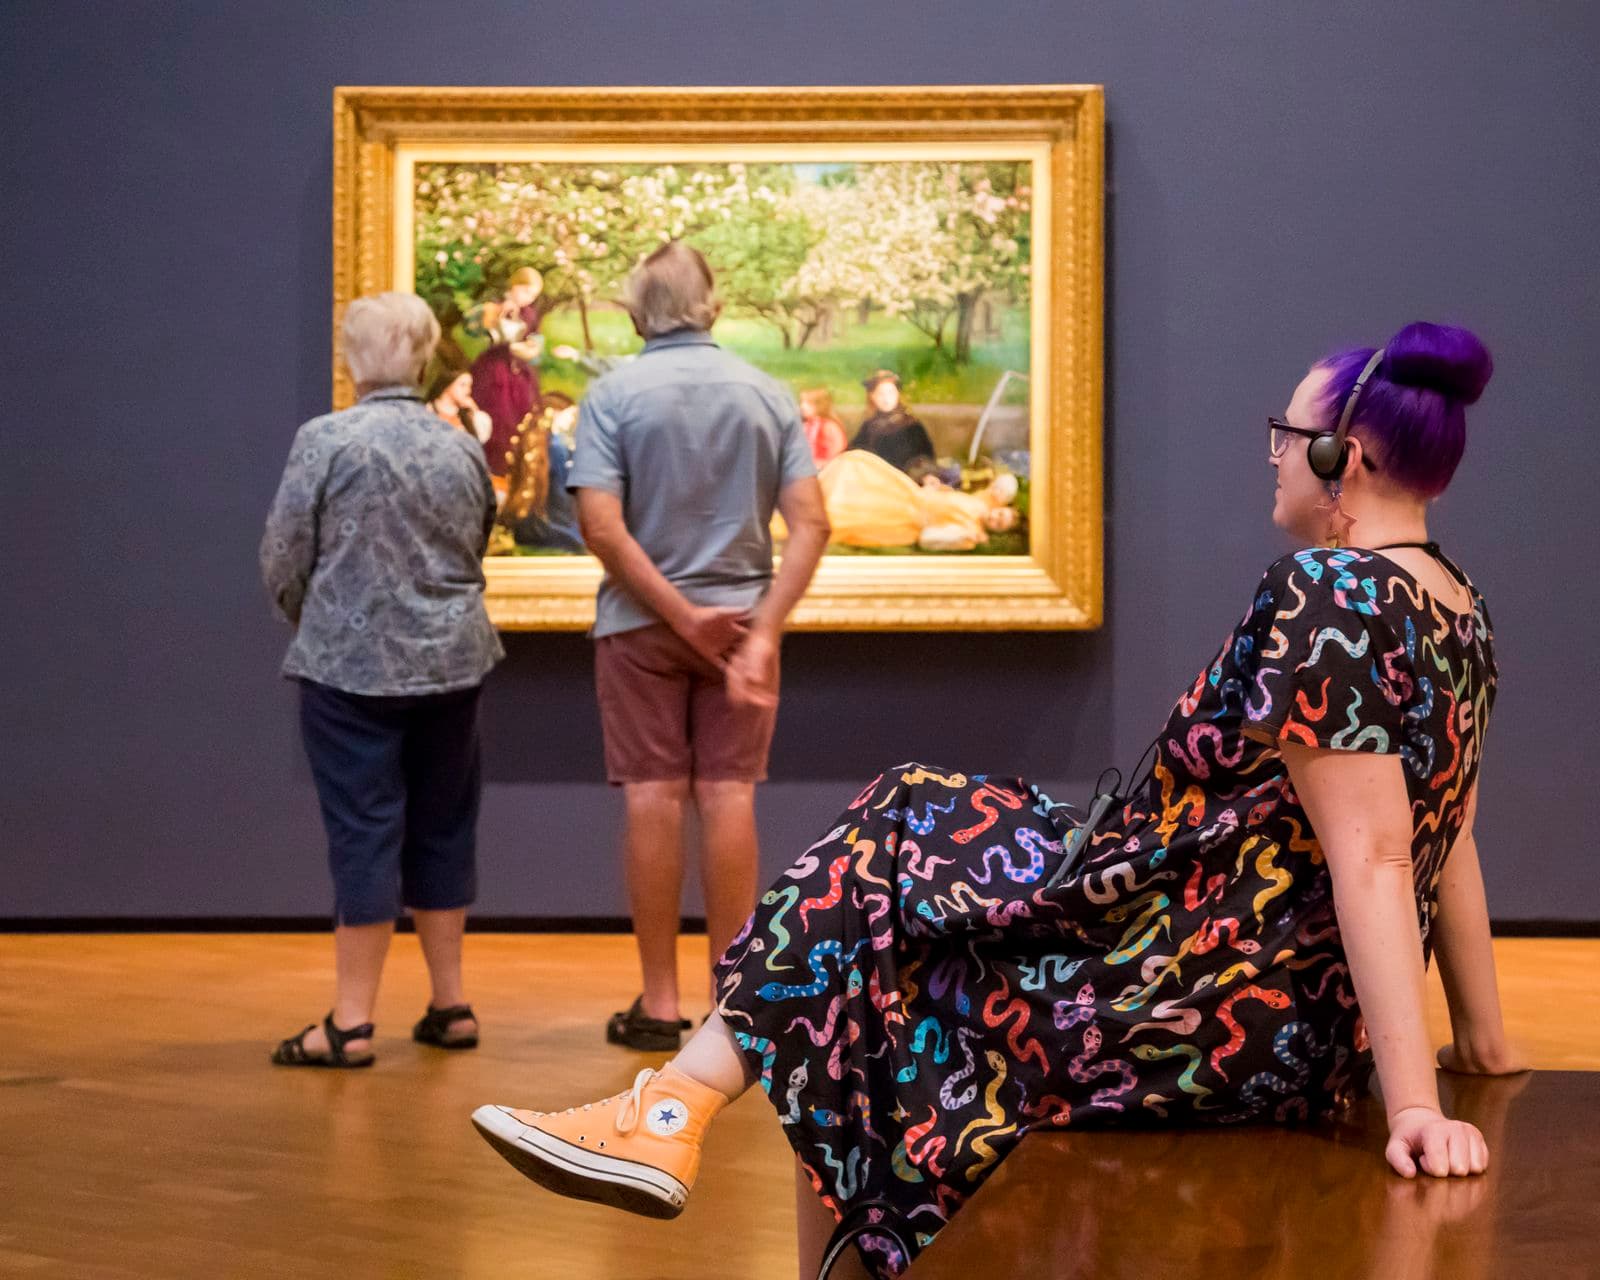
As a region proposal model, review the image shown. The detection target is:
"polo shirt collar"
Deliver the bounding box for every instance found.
[642,328,717,353]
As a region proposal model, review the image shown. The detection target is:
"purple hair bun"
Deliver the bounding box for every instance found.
[1383,322,1494,406]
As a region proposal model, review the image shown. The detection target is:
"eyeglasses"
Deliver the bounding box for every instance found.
[1267,417,1378,469]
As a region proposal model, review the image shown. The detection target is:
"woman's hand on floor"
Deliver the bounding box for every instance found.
[1385,1105,1489,1178]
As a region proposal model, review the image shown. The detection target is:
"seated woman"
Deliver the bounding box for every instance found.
[473,322,1524,1279]
[817,448,1019,551]
[850,369,937,479]
[424,363,493,444]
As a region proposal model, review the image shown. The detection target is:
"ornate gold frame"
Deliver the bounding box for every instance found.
[333,85,1104,630]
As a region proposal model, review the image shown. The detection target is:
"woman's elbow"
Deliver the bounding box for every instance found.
[1328,840,1415,895]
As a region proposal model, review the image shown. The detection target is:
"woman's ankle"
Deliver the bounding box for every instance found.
[669,1011,755,1101]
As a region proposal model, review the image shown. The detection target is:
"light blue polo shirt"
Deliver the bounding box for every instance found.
[566,328,817,639]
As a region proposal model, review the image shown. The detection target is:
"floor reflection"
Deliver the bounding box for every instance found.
[910,1070,1598,1280]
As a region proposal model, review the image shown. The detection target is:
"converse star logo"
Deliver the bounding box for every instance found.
[646,1099,689,1137]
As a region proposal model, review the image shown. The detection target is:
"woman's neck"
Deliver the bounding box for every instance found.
[1327,494,1429,550]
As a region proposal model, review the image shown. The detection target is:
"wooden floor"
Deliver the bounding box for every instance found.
[0,935,1595,1279]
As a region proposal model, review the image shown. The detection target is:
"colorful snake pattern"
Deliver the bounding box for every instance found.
[714,549,1496,1279]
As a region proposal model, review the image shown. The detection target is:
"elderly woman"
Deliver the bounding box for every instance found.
[473,322,1527,1277]
[261,292,503,1068]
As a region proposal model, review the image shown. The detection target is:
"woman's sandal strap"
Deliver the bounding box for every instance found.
[322,1013,376,1059]
[271,1023,321,1065]
[270,1015,375,1068]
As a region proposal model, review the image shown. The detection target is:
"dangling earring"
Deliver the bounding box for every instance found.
[1315,480,1356,548]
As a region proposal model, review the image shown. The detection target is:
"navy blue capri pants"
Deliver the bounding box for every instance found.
[298,679,482,926]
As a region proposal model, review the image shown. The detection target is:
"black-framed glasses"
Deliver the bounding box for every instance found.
[1267,416,1377,469]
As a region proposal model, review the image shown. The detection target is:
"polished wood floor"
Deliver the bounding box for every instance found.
[0,935,1595,1279]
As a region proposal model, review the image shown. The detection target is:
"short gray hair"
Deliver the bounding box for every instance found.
[622,241,721,339]
[342,292,440,386]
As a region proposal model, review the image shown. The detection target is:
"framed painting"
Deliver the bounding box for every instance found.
[333,85,1103,629]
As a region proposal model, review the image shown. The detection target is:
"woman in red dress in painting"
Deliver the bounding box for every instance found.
[466,265,548,476]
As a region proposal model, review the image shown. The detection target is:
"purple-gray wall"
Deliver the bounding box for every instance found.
[3,2,1596,923]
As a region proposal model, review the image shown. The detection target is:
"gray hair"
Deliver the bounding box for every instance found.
[342,292,441,387]
[622,241,721,339]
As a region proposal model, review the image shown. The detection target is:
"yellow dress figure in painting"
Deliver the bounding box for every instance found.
[817,449,1019,551]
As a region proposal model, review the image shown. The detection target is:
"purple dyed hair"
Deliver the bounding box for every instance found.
[1315,322,1494,499]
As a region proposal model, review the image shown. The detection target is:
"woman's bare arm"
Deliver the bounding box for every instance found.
[1280,741,1488,1177]
[1430,785,1529,1075]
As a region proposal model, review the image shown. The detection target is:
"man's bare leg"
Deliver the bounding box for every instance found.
[694,778,760,1004]
[624,778,691,1021]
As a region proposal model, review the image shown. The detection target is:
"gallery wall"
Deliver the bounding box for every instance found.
[4,1,1596,923]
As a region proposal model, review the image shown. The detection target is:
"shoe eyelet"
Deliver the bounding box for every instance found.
[578,1135,586,1141]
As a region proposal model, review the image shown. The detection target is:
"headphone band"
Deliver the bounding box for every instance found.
[1333,347,1386,451]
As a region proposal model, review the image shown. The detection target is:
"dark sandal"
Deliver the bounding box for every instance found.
[271,1013,376,1068]
[413,1003,479,1050]
[605,996,686,1051]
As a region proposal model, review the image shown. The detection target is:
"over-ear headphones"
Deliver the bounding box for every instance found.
[1308,347,1386,481]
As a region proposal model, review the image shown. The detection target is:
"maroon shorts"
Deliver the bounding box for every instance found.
[594,624,778,784]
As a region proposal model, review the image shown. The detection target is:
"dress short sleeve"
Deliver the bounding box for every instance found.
[1241,549,1410,753]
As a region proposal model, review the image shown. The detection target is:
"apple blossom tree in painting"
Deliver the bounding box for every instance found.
[413,160,1030,363]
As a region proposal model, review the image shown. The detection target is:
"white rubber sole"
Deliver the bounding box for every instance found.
[471,1105,689,1220]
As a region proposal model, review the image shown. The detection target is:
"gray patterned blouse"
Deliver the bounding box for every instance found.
[260,387,504,696]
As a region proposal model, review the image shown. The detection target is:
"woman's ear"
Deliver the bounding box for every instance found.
[1343,436,1367,482]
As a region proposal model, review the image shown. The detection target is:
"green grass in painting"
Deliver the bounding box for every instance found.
[468,306,1030,407]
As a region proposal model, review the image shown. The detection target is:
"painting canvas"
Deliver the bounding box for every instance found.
[334,86,1103,629]
[410,158,1035,560]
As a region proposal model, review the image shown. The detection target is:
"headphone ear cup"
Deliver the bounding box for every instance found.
[1307,433,1347,481]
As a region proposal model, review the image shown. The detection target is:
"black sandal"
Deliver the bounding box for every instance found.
[413,1003,479,1050]
[270,1013,376,1068]
[605,996,690,1051]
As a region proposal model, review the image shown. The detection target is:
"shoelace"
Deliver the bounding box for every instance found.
[615,1068,654,1135]
[555,1068,657,1135]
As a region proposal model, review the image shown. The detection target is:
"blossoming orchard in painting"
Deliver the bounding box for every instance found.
[411,159,1036,558]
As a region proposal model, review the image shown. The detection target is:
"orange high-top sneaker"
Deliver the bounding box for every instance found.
[472,1065,728,1219]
